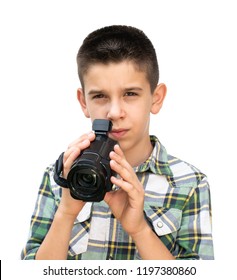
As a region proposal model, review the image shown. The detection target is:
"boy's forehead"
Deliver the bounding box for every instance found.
[86,60,143,74]
[83,61,149,89]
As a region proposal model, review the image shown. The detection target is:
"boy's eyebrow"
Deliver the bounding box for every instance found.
[87,87,143,95]
[87,89,104,95]
[124,87,143,92]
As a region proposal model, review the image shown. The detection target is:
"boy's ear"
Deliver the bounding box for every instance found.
[77,88,90,118]
[151,83,167,114]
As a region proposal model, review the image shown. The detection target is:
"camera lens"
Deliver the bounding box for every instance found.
[65,120,118,201]
[78,173,97,187]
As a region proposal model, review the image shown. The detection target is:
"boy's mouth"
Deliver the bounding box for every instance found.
[109,129,128,139]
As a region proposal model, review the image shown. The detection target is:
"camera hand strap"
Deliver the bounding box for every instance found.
[53,152,69,188]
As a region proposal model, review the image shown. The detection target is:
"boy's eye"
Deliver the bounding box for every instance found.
[92,94,106,99]
[124,92,138,97]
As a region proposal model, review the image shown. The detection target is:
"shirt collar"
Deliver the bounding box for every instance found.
[133,135,173,176]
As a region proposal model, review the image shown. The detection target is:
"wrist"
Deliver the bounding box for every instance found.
[57,194,85,220]
[130,220,152,241]
[55,207,79,224]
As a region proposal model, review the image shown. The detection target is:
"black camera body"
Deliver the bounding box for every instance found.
[66,119,117,202]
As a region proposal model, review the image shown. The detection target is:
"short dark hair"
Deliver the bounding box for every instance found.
[76,25,159,92]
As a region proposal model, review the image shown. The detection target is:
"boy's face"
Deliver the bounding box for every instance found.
[77,61,165,161]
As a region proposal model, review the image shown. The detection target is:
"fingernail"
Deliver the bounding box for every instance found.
[87,131,95,136]
[82,139,89,144]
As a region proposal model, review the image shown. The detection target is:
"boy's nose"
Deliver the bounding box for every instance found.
[106,100,125,120]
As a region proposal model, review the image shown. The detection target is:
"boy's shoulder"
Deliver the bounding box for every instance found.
[150,135,207,188]
[167,153,208,189]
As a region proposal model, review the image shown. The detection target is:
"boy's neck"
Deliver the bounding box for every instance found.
[124,137,153,168]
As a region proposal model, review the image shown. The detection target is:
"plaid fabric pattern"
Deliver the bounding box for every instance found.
[21,136,214,260]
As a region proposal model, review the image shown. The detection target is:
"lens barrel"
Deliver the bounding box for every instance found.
[67,133,117,202]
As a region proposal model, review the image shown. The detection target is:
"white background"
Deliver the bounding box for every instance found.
[0,0,236,273]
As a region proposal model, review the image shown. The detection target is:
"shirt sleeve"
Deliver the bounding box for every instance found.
[21,166,59,260]
[174,176,214,259]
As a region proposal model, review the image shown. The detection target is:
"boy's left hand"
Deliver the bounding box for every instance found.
[104,144,147,237]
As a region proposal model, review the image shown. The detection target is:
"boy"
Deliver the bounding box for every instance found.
[21,25,214,260]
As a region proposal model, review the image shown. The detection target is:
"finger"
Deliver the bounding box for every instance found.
[64,139,89,162]
[111,176,144,203]
[63,139,91,178]
[111,176,132,192]
[110,159,144,197]
[110,149,131,171]
[68,131,95,148]
[64,131,95,164]
[113,144,124,157]
[110,151,137,185]
[110,159,133,182]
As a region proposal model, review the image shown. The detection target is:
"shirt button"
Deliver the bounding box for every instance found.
[157,221,163,228]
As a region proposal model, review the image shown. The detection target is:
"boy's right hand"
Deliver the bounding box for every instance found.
[57,131,95,218]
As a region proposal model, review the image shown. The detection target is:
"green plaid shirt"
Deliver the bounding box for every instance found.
[21,136,214,260]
